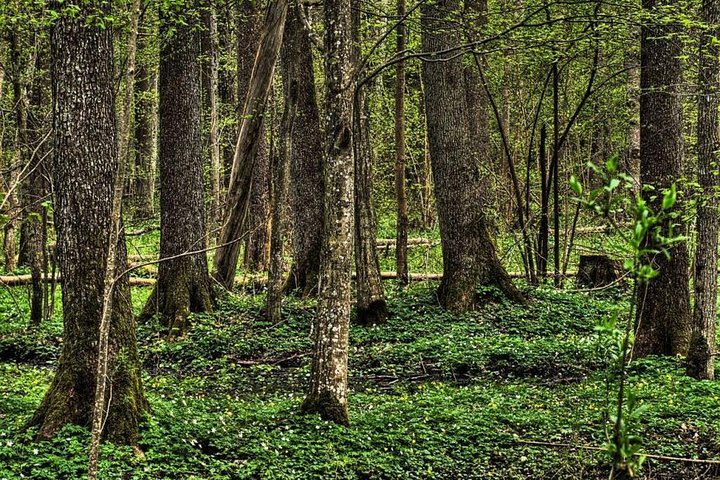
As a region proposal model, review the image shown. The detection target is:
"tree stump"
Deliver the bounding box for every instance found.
[577,255,623,289]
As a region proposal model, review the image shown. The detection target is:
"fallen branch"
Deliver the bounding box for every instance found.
[516,439,720,465]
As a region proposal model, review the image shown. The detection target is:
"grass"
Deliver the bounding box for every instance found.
[1,280,720,479]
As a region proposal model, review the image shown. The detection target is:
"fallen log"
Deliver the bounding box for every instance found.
[0,274,156,287]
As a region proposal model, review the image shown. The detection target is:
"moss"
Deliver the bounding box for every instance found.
[301,392,350,427]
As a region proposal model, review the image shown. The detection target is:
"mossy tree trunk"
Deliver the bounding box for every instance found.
[634,0,691,358]
[141,0,213,333]
[28,0,146,444]
[281,3,324,297]
[301,0,355,426]
[420,0,525,312]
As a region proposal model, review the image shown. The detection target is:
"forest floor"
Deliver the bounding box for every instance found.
[1,281,720,479]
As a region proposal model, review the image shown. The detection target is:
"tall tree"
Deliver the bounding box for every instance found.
[240,0,272,273]
[633,0,691,357]
[9,21,46,324]
[267,66,296,324]
[214,0,288,288]
[394,0,409,287]
[28,0,146,444]
[203,4,222,229]
[352,0,388,326]
[141,0,213,332]
[301,0,354,425]
[420,0,525,311]
[281,3,324,296]
[687,0,719,380]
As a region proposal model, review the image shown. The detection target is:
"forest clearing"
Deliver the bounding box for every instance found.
[2,0,720,478]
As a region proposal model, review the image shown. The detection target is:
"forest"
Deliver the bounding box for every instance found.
[2,0,720,478]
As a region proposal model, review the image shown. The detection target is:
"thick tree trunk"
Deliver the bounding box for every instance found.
[28,1,146,444]
[301,0,354,426]
[133,19,157,220]
[420,0,525,311]
[394,0,409,287]
[214,0,288,288]
[281,4,325,296]
[634,0,691,358]
[141,2,213,333]
[687,0,719,380]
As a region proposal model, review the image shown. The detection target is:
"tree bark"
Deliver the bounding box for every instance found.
[687,0,719,380]
[394,0,409,287]
[141,1,213,333]
[28,1,146,444]
[301,0,354,426]
[214,0,288,288]
[281,3,325,296]
[634,0,691,358]
[420,0,525,311]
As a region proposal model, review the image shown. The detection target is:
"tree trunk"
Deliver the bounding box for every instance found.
[634,0,691,358]
[19,41,49,327]
[687,0,719,380]
[239,0,272,273]
[394,0,408,287]
[205,6,222,232]
[217,2,236,191]
[133,16,157,220]
[301,0,354,426]
[213,0,288,288]
[141,2,213,333]
[352,1,387,326]
[267,72,296,324]
[420,0,525,311]
[624,30,641,194]
[281,3,325,296]
[28,1,146,444]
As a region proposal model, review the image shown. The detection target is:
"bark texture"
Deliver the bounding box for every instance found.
[281,3,325,296]
[141,2,213,333]
[28,1,146,444]
[420,0,525,311]
[301,0,354,426]
[687,0,719,380]
[634,0,691,358]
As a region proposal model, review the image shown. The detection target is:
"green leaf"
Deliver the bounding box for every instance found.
[569,175,583,196]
